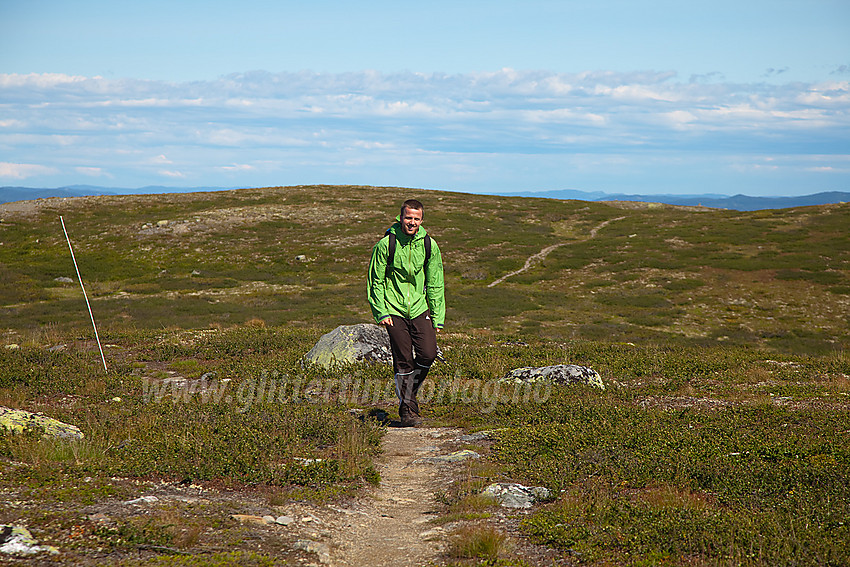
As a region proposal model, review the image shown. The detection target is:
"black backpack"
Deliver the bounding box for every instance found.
[385,230,431,280]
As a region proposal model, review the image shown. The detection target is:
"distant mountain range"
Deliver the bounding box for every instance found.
[493,189,850,211]
[2,185,848,212]
[0,185,235,205]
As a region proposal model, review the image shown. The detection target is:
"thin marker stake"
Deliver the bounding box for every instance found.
[60,216,108,373]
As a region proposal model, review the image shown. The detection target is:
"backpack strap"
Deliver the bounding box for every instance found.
[385,231,396,281]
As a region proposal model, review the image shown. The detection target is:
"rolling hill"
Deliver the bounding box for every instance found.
[2,184,848,355]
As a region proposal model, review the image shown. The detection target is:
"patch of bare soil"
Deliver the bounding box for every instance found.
[328,427,459,566]
[322,427,571,567]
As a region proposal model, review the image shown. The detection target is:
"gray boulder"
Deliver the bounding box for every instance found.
[0,406,84,440]
[482,482,551,509]
[500,364,604,390]
[0,525,59,556]
[303,324,392,369]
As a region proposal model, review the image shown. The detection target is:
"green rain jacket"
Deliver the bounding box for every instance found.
[367,221,445,328]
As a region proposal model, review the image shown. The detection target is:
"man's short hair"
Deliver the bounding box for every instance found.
[401,199,424,217]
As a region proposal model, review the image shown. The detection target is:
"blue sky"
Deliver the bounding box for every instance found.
[1,0,848,196]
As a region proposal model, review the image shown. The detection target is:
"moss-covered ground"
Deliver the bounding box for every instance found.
[0,186,847,565]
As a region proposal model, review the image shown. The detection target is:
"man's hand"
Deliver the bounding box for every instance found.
[379,317,393,327]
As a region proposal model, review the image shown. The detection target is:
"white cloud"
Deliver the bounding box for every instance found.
[75,166,110,177]
[0,118,26,128]
[353,140,396,149]
[0,162,57,179]
[0,73,92,88]
[219,164,255,172]
[1,71,847,194]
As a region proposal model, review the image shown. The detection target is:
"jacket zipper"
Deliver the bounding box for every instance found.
[406,238,413,317]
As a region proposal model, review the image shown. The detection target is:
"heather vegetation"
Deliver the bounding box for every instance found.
[0,186,848,565]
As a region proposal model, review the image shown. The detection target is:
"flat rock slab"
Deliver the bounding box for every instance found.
[501,364,605,390]
[0,406,84,440]
[413,449,480,465]
[459,428,509,443]
[303,324,392,369]
[482,482,551,509]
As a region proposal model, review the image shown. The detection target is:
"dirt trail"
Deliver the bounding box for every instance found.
[488,216,626,288]
[327,427,463,566]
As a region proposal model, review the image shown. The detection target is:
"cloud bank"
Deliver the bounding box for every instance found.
[1,70,847,195]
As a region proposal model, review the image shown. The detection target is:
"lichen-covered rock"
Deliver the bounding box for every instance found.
[482,483,551,508]
[500,364,604,390]
[459,428,509,443]
[303,324,392,369]
[0,525,59,556]
[0,406,84,440]
[414,449,480,465]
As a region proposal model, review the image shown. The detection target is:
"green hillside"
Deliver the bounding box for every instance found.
[1,186,848,566]
[2,185,848,353]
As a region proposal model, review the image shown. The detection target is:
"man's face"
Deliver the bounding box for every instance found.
[400,206,423,236]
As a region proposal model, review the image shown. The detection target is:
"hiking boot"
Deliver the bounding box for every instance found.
[399,404,421,428]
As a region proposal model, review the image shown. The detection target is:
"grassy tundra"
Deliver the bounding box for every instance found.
[1,185,848,565]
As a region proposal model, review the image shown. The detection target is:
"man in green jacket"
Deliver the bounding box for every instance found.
[368,199,445,427]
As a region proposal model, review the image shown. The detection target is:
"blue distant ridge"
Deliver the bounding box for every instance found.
[492,189,850,211]
[0,185,238,204]
[2,185,849,211]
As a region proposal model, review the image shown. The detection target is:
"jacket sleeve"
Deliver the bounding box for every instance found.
[367,236,391,323]
[425,238,445,328]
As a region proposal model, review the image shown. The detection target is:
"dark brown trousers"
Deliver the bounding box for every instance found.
[385,311,437,419]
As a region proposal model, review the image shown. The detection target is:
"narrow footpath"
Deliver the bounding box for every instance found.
[330,427,463,566]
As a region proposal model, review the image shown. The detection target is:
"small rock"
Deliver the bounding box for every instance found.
[275,515,295,526]
[191,269,201,276]
[414,449,480,464]
[230,514,268,526]
[301,516,313,523]
[293,540,331,564]
[111,397,121,402]
[5,344,19,350]
[262,515,276,524]
[459,428,508,443]
[54,276,74,283]
[295,254,308,262]
[156,220,169,227]
[123,495,158,505]
[87,513,111,523]
[48,344,67,352]
[482,482,551,509]
[419,527,444,539]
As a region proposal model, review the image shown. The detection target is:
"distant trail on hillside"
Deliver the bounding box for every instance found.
[488,216,626,288]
